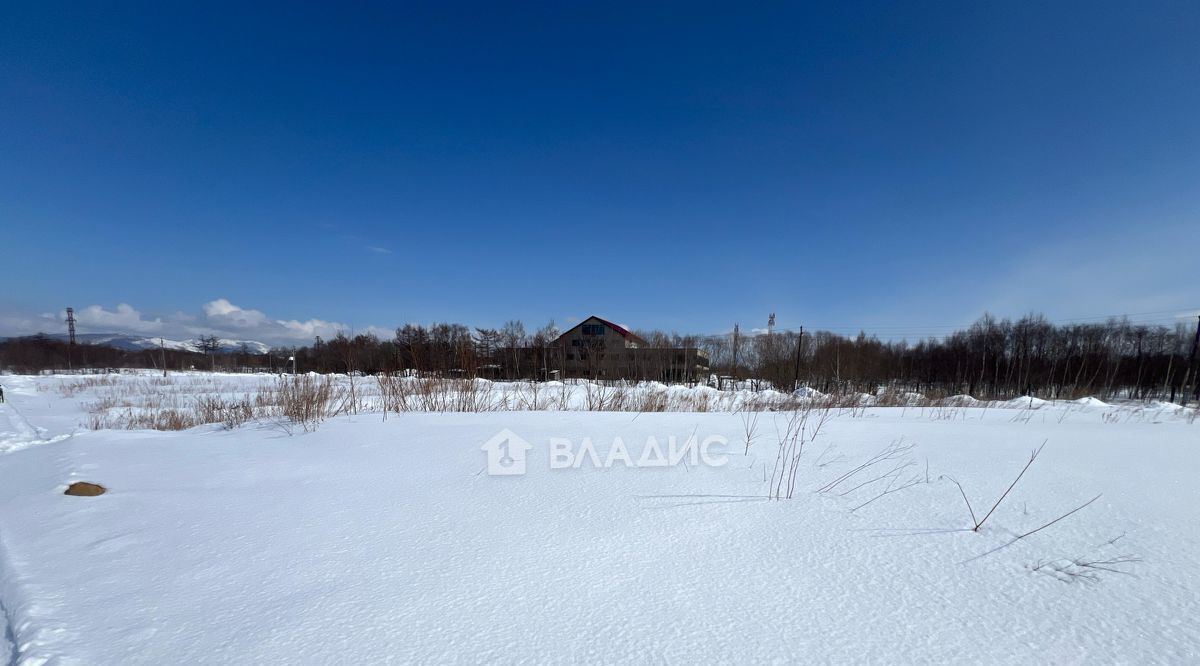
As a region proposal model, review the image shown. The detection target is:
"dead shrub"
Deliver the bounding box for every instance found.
[272,375,338,431]
[195,394,256,429]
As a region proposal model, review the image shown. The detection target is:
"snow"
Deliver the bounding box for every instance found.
[0,374,1198,663]
[854,392,878,405]
[1148,400,1187,412]
[1004,395,1050,408]
[940,394,981,407]
[1,621,12,666]
[792,385,825,399]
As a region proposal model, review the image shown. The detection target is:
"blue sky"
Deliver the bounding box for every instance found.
[2,2,1197,344]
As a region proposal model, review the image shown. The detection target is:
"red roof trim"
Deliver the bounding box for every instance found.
[558,315,648,345]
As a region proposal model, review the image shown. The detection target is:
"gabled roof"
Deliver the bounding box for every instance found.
[558,315,648,345]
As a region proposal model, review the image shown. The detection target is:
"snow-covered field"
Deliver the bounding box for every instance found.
[0,373,1197,664]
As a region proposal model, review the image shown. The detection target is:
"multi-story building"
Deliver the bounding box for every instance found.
[554,315,709,382]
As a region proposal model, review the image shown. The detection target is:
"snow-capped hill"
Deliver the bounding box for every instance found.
[182,338,272,355]
[5,333,271,355]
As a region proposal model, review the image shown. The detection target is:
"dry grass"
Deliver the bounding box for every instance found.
[57,376,121,397]
[69,373,1191,433]
[767,407,833,500]
[814,438,923,512]
[86,407,199,431]
[269,375,342,431]
[195,394,256,430]
[1031,553,1142,584]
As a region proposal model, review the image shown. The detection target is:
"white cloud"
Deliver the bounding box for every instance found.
[0,312,57,337]
[199,299,368,343]
[74,303,164,334]
[276,317,345,339]
[1,299,392,346]
[202,299,271,330]
[366,246,393,254]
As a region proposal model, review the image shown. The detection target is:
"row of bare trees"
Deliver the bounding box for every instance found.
[700,314,1200,403]
[253,322,705,383]
[0,335,207,373]
[272,321,563,379]
[5,314,1197,404]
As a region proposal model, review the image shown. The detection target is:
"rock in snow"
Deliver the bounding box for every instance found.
[63,482,106,497]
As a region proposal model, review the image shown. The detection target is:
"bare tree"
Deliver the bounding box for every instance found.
[195,335,221,370]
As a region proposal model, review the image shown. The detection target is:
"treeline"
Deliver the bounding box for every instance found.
[724,314,1200,403]
[0,335,207,373]
[0,335,291,374]
[4,314,1198,404]
[289,323,702,383]
[271,322,559,377]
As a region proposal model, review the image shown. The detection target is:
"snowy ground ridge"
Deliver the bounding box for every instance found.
[0,373,1197,662]
[0,437,78,666]
[0,400,73,665]
[0,404,41,454]
[0,405,28,665]
[1,529,22,666]
[0,401,73,459]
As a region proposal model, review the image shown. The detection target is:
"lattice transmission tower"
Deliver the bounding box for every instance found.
[66,307,77,345]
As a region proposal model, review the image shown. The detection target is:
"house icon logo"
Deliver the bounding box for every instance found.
[482,429,533,476]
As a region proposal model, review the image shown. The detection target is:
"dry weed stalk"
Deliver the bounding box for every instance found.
[944,440,1046,532]
[817,439,915,494]
[767,406,832,500]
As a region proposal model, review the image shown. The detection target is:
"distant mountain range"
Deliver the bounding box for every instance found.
[2,333,272,355]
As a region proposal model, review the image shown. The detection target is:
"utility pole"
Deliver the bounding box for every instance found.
[731,323,740,388]
[792,326,804,391]
[1187,315,1200,405]
[160,338,167,377]
[1135,329,1144,400]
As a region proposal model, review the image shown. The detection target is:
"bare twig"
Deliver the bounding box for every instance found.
[943,475,978,527]
[818,439,914,494]
[1015,493,1101,540]
[962,494,1102,564]
[1032,553,1141,584]
[974,440,1046,531]
[850,472,922,512]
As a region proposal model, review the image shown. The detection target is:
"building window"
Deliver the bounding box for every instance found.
[582,324,605,336]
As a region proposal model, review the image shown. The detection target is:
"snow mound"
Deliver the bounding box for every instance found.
[1004,395,1048,408]
[1147,400,1186,411]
